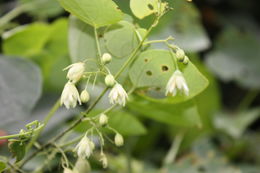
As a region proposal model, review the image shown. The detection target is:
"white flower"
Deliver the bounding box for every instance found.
[61,82,81,109]
[99,153,108,168]
[108,84,128,106]
[165,70,189,96]
[75,136,95,158]
[64,62,85,83]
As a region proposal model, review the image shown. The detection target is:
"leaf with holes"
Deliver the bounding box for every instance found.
[129,49,209,103]
[130,0,168,19]
[104,21,140,58]
[58,0,123,28]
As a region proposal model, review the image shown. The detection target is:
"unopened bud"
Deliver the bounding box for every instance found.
[99,113,108,126]
[105,74,115,87]
[100,153,108,168]
[114,133,124,147]
[80,90,90,103]
[101,53,112,64]
[183,56,189,65]
[176,48,185,62]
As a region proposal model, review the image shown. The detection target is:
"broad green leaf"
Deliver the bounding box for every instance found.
[69,16,97,62]
[0,56,42,126]
[3,23,51,57]
[206,27,260,89]
[0,161,6,172]
[8,141,26,162]
[128,96,201,127]
[129,49,209,103]
[104,21,140,58]
[58,0,123,28]
[130,0,168,19]
[214,108,260,138]
[74,110,146,136]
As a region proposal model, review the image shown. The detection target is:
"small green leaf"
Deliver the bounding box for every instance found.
[129,49,209,104]
[128,96,201,127]
[104,21,140,58]
[0,161,6,172]
[58,0,123,28]
[8,141,26,162]
[3,23,51,57]
[130,0,168,19]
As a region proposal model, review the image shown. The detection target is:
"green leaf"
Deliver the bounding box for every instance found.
[0,56,42,126]
[108,110,147,136]
[3,23,51,57]
[206,27,260,89]
[58,0,123,28]
[69,15,97,63]
[130,0,168,19]
[129,49,209,104]
[104,21,140,58]
[8,141,26,162]
[214,108,260,138]
[128,96,201,127]
[19,0,63,18]
[0,161,6,173]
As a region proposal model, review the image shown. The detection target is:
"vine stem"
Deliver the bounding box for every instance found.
[19,16,160,168]
[163,132,184,165]
[238,90,259,111]
[0,3,33,27]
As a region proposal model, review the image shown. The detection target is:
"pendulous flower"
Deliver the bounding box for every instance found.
[61,82,81,109]
[75,136,95,158]
[64,62,85,83]
[108,83,128,106]
[165,70,189,96]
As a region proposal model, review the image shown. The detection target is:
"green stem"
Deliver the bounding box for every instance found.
[26,99,60,152]
[238,90,259,111]
[0,4,32,27]
[94,27,102,59]
[163,132,184,165]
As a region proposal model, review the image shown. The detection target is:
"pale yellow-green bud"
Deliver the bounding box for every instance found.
[183,56,189,65]
[114,133,124,147]
[105,74,115,87]
[176,48,185,62]
[80,90,90,103]
[99,113,108,126]
[74,158,91,173]
[100,153,108,168]
[101,53,112,64]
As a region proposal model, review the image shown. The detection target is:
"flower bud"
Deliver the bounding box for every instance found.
[80,90,90,103]
[99,113,108,126]
[176,48,185,62]
[101,53,112,64]
[74,158,91,173]
[114,133,124,147]
[183,56,189,65]
[105,74,115,87]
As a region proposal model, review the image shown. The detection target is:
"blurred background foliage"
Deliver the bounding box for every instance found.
[0,0,260,172]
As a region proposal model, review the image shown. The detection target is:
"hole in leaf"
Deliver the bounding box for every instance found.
[146,70,152,76]
[148,4,154,10]
[161,65,169,72]
[144,58,148,62]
